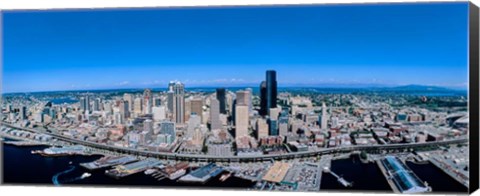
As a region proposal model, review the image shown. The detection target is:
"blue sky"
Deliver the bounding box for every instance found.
[2,2,469,93]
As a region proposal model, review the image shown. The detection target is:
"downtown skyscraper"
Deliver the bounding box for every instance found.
[173,82,185,124]
[260,70,277,116]
[216,88,226,114]
[143,89,153,114]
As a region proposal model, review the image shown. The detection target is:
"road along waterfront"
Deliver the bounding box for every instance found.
[1,123,468,162]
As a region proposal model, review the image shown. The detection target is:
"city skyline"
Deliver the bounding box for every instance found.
[2,2,469,93]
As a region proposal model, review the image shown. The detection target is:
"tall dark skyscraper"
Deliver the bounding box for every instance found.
[260,81,267,116]
[260,70,277,116]
[216,88,226,114]
[266,70,277,111]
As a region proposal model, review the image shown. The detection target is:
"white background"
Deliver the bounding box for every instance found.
[0,0,479,196]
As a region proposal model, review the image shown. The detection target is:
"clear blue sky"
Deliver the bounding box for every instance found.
[2,2,469,93]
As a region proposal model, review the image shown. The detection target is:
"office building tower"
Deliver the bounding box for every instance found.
[279,111,289,136]
[144,119,153,134]
[235,104,249,140]
[185,99,191,121]
[152,106,166,121]
[190,98,203,121]
[260,81,267,115]
[167,90,174,112]
[120,100,130,119]
[80,97,86,111]
[157,134,173,145]
[256,118,269,139]
[154,97,162,107]
[173,82,185,124]
[266,70,277,112]
[143,89,153,114]
[246,88,253,113]
[93,98,101,111]
[210,98,222,131]
[85,95,91,112]
[134,97,143,115]
[321,102,328,130]
[187,114,201,136]
[268,119,278,136]
[20,106,27,120]
[103,102,112,114]
[168,81,175,92]
[114,111,123,125]
[123,93,134,112]
[236,90,249,106]
[159,121,176,140]
[216,88,226,114]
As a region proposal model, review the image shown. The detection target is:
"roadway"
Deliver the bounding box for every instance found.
[1,122,468,162]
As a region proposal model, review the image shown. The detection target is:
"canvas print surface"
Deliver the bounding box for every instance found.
[0,2,473,194]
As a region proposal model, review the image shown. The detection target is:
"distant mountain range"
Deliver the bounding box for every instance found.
[2,84,467,95]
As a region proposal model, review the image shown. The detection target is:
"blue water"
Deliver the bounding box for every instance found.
[51,98,78,104]
[2,143,468,193]
[2,144,255,189]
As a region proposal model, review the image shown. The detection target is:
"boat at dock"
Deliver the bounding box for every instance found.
[81,172,92,179]
[144,169,157,175]
[31,145,88,157]
[219,172,232,182]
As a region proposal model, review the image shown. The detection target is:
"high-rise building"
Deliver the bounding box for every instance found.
[168,81,175,92]
[268,119,278,136]
[260,81,267,115]
[93,98,101,111]
[152,106,166,121]
[246,88,253,113]
[80,97,86,112]
[256,118,269,139]
[173,82,185,124]
[114,111,123,125]
[123,93,134,112]
[266,70,277,112]
[143,89,153,114]
[216,88,226,114]
[134,97,143,115]
[210,98,222,131]
[20,106,27,120]
[185,99,191,122]
[279,111,289,136]
[154,97,162,107]
[103,102,112,114]
[236,90,249,106]
[159,121,176,140]
[85,95,91,112]
[187,114,201,136]
[235,104,249,140]
[190,98,203,121]
[321,102,328,130]
[144,119,153,134]
[120,100,130,119]
[167,90,174,113]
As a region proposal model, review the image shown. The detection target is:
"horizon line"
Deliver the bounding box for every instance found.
[1,83,468,94]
